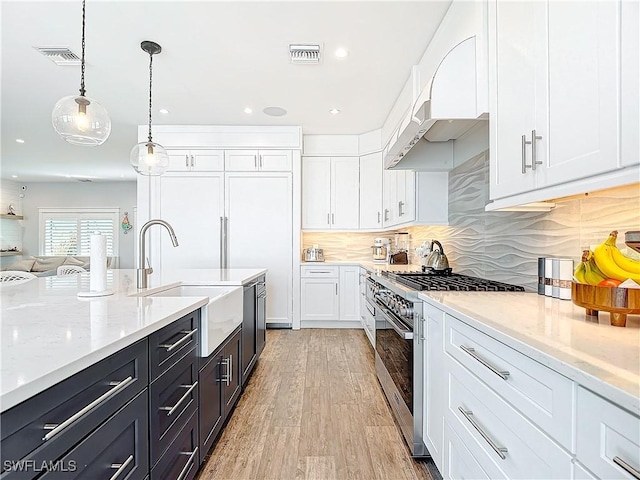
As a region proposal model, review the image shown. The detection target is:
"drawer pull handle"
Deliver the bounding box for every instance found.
[177,447,199,480]
[460,345,510,380]
[109,454,134,480]
[160,381,198,416]
[42,376,134,441]
[158,329,197,352]
[308,271,332,274]
[458,407,508,460]
[614,456,640,479]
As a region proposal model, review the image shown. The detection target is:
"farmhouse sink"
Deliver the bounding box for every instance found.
[150,285,243,357]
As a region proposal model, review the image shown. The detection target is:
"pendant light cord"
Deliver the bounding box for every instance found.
[148,52,153,143]
[79,0,86,97]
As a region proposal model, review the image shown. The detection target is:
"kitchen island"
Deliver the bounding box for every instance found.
[0,268,265,412]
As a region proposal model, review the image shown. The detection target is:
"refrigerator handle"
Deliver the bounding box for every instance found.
[220,216,224,268]
[223,216,229,269]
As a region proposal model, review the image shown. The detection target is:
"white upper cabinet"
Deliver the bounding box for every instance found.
[359,152,384,229]
[166,149,224,172]
[621,0,639,168]
[489,0,626,204]
[224,150,292,171]
[383,170,416,228]
[302,157,359,230]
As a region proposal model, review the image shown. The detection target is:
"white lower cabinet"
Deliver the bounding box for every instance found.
[575,386,640,480]
[300,265,360,323]
[423,302,445,472]
[444,419,492,480]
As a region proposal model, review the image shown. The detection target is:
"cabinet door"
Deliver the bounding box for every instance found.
[489,0,541,200]
[225,173,292,325]
[198,354,223,458]
[382,169,397,227]
[241,283,257,385]
[222,329,242,413]
[621,0,639,168]
[159,175,223,269]
[396,170,415,224]
[424,304,445,472]
[300,279,339,321]
[302,157,331,229]
[224,150,259,171]
[541,1,620,187]
[191,150,224,171]
[331,157,360,229]
[359,152,383,229]
[259,150,292,171]
[339,266,359,321]
[166,150,192,172]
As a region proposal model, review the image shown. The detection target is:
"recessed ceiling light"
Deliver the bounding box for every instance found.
[159,108,169,114]
[11,175,18,179]
[335,47,349,58]
[329,108,341,115]
[263,106,287,117]
[244,107,253,114]
[15,139,25,143]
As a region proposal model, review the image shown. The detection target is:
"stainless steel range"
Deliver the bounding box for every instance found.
[367,269,524,458]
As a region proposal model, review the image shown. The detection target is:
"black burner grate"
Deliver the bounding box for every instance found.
[388,272,525,292]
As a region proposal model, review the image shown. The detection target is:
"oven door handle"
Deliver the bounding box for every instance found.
[376,301,413,340]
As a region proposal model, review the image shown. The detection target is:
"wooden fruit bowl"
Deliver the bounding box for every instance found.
[571,282,640,327]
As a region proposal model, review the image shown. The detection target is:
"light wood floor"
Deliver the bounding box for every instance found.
[197,329,440,480]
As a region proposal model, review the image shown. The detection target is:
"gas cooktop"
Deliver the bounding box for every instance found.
[383,271,525,292]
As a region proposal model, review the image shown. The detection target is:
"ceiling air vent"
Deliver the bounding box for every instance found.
[34,46,81,66]
[289,44,321,64]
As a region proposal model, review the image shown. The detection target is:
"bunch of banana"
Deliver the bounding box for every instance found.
[574,250,608,285]
[592,231,640,283]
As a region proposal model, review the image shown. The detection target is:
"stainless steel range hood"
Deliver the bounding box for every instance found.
[384,36,488,169]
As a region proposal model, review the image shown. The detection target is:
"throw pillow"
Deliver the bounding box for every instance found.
[3,257,35,272]
[32,257,66,273]
[63,256,86,267]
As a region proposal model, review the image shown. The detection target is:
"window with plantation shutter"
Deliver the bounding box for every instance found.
[39,208,119,257]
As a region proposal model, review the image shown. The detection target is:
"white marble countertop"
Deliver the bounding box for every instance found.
[0,268,266,412]
[419,291,640,415]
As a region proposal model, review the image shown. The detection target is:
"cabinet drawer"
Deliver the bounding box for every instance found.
[445,314,573,450]
[576,386,640,479]
[149,347,198,467]
[40,390,149,480]
[151,411,199,480]
[300,265,339,278]
[447,355,572,479]
[1,340,148,477]
[149,310,199,381]
[444,419,492,480]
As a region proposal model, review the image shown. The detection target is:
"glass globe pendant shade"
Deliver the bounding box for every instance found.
[52,94,111,146]
[130,141,169,176]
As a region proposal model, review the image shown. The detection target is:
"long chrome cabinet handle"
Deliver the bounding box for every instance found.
[331,213,335,224]
[259,155,263,169]
[190,155,195,168]
[327,213,330,225]
[220,357,231,386]
[160,381,198,416]
[460,345,510,380]
[177,447,199,480]
[384,209,389,221]
[521,134,532,174]
[530,129,543,170]
[219,216,224,268]
[158,329,197,352]
[458,407,507,460]
[43,376,134,441]
[185,155,189,168]
[109,454,134,480]
[614,456,640,479]
[229,354,233,381]
[377,212,381,223]
[398,201,404,216]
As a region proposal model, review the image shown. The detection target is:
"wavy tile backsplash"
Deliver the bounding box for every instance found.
[303,152,640,291]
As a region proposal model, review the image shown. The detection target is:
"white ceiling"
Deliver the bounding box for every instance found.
[1,0,451,182]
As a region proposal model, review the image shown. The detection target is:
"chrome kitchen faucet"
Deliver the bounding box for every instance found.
[137,219,179,289]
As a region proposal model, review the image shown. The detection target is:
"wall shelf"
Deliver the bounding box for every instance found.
[0,214,23,220]
[0,251,23,257]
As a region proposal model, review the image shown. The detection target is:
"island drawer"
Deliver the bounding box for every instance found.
[40,390,149,480]
[149,310,199,381]
[151,410,199,480]
[447,355,572,479]
[150,346,198,467]
[576,386,640,479]
[0,339,148,478]
[445,314,574,450]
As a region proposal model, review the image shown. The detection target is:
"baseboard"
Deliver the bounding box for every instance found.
[300,320,362,329]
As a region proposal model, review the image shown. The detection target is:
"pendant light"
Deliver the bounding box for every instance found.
[130,41,169,176]
[52,0,111,146]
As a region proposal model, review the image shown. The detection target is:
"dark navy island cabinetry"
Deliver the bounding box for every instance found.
[1,297,266,480]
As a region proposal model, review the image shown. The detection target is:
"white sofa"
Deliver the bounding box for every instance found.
[2,256,116,277]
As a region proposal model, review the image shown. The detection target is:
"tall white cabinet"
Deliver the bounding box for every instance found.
[137,125,301,328]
